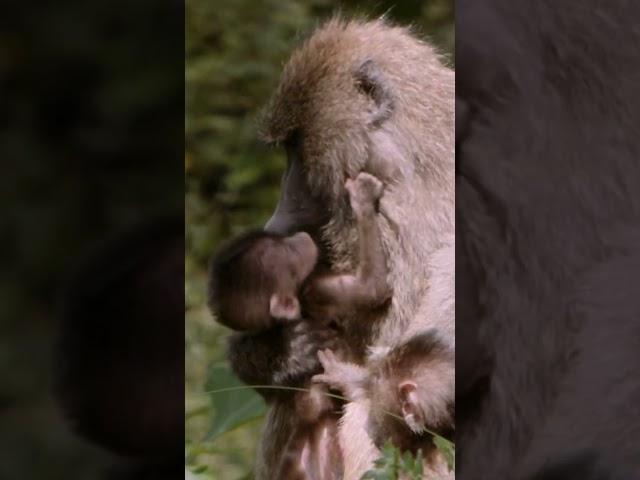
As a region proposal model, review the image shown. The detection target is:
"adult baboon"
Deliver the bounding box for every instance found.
[457,1,640,479]
[229,17,454,479]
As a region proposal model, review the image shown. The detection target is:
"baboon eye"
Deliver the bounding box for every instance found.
[354,59,394,126]
[354,60,380,99]
[356,76,376,97]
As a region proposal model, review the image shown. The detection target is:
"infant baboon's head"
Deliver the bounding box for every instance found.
[209,230,318,331]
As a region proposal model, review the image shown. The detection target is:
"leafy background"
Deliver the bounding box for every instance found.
[185,1,454,478]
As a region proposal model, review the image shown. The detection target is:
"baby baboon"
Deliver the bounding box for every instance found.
[209,171,390,334]
[302,172,392,329]
[209,230,319,330]
[225,17,454,480]
[210,171,391,478]
[313,330,454,455]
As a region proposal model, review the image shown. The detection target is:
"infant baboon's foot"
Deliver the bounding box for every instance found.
[312,349,367,402]
[345,172,384,218]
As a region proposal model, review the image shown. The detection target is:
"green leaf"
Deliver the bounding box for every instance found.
[411,449,424,479]
[362,441,400,480]
[205,364,267,441]
[433,435,456,471]
[362,440,448,480]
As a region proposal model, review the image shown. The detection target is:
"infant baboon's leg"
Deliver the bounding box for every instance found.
[312,172,392,308]
[276,383,339,479]
[276,431,311,480]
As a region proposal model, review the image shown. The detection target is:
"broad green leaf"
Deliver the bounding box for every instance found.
[205,364,267,440]
[433,435,455,471]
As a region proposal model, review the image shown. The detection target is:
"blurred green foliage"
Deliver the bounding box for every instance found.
[185,1,453,478]
[363,442,425,480]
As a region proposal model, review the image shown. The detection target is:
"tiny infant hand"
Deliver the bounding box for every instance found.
[345,172,384,217]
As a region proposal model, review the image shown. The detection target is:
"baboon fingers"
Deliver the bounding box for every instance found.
[317,348,331,361]
[317,348,338,368]
[354,172,384,198]
[346,172,384,201]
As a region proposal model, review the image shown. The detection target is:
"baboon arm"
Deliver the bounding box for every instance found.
[275,429,312,480]
[353,199,388,282]
[348,172,391,302]
[304,172,391,313]
[309,212,391,310]
[275,418,343,480]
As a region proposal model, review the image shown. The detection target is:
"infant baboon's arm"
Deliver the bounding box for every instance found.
[306,172,391,311]
[276,383,343,480]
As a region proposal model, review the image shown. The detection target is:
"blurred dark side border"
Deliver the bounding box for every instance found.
[0,0,184,479]
[456,1,640,479]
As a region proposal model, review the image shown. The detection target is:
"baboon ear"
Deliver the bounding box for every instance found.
[355,59,395,127]
[269,293,301,320]
[399,381,424,431]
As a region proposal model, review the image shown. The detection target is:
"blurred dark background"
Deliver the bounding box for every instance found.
[456,1,640,478]
[185,1,453,478]
[0,0,183,478]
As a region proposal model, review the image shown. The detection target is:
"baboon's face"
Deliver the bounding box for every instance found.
[265,137,330,237]
[260,27,400,239]
[262,62,393,239]
[261,19,442,256]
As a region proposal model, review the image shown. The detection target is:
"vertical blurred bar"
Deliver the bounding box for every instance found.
[0,0,184,479]
[456,1,640,478]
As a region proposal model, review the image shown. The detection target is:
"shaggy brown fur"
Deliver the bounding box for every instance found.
[249,16,454,479]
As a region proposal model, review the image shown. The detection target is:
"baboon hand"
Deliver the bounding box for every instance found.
[312,349,367,401]
[345,172,384,217]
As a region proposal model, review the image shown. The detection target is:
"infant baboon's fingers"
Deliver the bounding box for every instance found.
[355,172,384,199]
[318,348,333,359]
[318,348,338,366]
[316,349,327,367]
[317,348,331,367]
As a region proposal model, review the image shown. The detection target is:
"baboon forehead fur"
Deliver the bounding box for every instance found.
[259,17,446,144]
